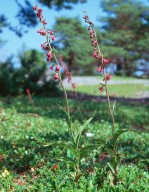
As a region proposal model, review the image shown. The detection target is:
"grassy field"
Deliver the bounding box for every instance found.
[64,75,149,98]
[75,83,148,97]
[0,96,149,191]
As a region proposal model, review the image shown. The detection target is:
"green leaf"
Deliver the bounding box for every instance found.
[56,103,68,116]
[110,129,129,147]
[45,141,77,157]
[58,142,77,156]
[107,162,115,175]
[90,186,98,192]
[75,117,93,146]
[99,82,105,86]
[56,157,76,167]
[80,144,99,159]
[67,148,76,159]
[92,138,106,145]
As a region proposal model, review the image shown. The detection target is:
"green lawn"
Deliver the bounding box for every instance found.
[81,75,146,80]
[96,75,139,81]
[0,96,149,191]
[76,83,148,97]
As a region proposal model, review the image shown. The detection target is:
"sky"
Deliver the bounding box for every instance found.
[0,0,149,66]
[0,0,104,65]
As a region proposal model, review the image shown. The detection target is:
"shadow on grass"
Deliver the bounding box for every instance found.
[67,91,149,105]
[0,92,149,131]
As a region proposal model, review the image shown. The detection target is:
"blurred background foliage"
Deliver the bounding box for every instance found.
[0,0,149,95]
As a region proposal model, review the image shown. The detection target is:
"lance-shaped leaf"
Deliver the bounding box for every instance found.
[109,129,129,148]
[80,144,99,159]
[56,157,76,167]
[67,148,77,159]
[107,162,115,175]
[45,141,77,157]
[92,138,106,145]
[56,103,68,116]
[74,117,93,146]
[99,82,105,86]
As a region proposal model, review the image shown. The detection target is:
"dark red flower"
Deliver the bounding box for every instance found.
[37,9,42,13]
[47,57,51,62]
[51,164,58,171]
[49,66,54,71]
[90,30,95,35]
[47,52,52,58]
[33,6,37,10]
[43,20,47,25]
[51,35,56,41]
[26,89,32,101]
[54,74,59,80]
[97,66,102,72]
[48,30,54,35]
[72,83,76,89]
[55,66,60,71]
[102,58,110,65]
[99,86,104,92]
[93,52,98,59]
[103,74,112,81]
[37,30,46,36]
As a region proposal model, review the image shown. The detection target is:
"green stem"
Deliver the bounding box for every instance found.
[75,164,80,183]
[91,26,115,135]
[74,91,83,122]
[42,23,81,149]
[103,68,115,135]
[103,66,117,184]
[58,70,71,129]
[52,49,71,130]
[43,26,72,131]
[53,53,70,117]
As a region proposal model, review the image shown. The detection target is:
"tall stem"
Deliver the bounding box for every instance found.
[53,54,70,115]
[44,27,71,130]
[103,68,118,185]
[52,51,71,130]
[74,91,83,122]
[58,70,71,128]
[103,67,115,135]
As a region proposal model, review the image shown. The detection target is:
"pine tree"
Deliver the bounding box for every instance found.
[53,17,98,74]
[100,0,149,75]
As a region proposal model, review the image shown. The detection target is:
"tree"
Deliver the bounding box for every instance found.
[38,0,87,10]
[100,0,149,75]
[0,14,8,47]
[18,49,46,92]
[0,50,46,95]
[0,49,59,96]
[53,17,99,74]
[18,49,59,95]
[2,0,87,37]
[0,14,8,33]
[0,58,15,95]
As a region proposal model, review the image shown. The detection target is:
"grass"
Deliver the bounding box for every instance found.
[65,75,149,98]
[0,96,149,191]
[79,75,140,80]
[75,83,148,97]
[96,75,140,80]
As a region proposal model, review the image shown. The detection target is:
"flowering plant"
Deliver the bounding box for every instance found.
[83,11,129,185]
[33,6,129,185]
[33,5,99,183]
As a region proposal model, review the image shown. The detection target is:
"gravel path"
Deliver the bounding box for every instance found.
[63,76,149,87]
